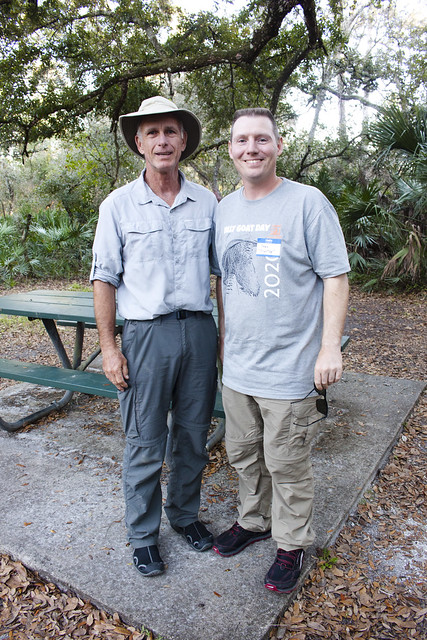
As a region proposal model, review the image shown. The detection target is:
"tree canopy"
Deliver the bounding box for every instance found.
[0,0,330,156]
[0,0,425,288]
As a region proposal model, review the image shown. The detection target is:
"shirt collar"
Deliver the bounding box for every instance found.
[136,169,196,207]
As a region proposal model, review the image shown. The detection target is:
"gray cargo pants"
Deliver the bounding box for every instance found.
[118,312,217,549]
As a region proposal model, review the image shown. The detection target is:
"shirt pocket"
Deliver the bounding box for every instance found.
[183,217,212,258]
[122,220,164,262]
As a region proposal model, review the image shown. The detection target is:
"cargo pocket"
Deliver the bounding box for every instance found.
[289,397,322,449]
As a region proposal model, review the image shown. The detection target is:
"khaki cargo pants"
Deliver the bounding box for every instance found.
[222,385,323,551]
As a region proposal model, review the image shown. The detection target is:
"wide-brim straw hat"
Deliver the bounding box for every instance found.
[119,96,202,161]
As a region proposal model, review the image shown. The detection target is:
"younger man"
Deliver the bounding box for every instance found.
[213,108,350,593]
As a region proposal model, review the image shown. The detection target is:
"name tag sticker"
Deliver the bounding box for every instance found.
[256,238,281,257]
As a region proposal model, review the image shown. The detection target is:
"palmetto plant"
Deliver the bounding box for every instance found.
[0,219,40,283]
[334,105,426,288]
[336,180,399,274]
[0,208,95,284]
[368,106,426,285]
[29,208,95,278]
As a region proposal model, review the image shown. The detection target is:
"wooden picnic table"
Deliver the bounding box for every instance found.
[0,290,122,431]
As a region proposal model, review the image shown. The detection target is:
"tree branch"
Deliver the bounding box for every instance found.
[322,85,382,112]
[1,0,326,149]
[190,138,228,160]
[294,134,362,180]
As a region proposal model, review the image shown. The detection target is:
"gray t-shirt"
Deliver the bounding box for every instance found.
[215,178,350,399]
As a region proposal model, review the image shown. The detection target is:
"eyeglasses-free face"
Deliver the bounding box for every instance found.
[228,115,283,187]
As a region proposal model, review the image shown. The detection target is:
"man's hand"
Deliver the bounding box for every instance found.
[314,345,342,390]
[101,346,129,392]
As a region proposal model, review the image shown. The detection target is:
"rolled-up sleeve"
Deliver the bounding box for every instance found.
[90,199,123,288]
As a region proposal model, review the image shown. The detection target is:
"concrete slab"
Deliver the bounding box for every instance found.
[0,372,424,640]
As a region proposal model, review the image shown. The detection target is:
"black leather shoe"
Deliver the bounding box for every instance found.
[133,545,165,576]
[172,520,213,552]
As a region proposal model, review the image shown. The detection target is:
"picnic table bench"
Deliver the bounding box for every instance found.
[0,290,348,445]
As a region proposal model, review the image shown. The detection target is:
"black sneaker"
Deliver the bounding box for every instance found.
[213,521,271,557]
[172,520,213,552]
[133,545,165,577]
[264,548,304,593]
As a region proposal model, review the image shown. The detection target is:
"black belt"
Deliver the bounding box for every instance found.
[163,310,201,320]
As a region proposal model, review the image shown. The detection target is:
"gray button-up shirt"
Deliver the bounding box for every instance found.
[90,170,219,320]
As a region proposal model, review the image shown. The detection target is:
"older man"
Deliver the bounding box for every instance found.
[213,108,350,593]
[90,96,219,576]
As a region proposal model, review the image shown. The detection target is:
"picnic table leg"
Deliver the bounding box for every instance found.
[206,418,225,452]
[0,320,86,432]
[41,318,73,368]
[0,390,75,432]
[73,321,84,368]
[0,320,116,432]
[75,324,121,372]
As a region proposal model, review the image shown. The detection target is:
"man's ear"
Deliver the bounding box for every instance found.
[135,134,144,156]
[228,140,233,159]
[277,136,284,157]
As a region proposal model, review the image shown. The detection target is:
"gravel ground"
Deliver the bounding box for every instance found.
[0,280,426,640]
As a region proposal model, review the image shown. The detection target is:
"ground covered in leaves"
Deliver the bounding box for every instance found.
[0,281,426,640]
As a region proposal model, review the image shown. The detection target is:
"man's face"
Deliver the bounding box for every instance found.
[135,116,187,174]
[228,115,283,186]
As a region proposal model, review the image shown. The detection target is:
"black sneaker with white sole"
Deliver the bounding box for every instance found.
[133,545,165,576]
[171,520,213,552]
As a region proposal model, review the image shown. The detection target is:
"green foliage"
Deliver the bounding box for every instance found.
[337,181,399,276]
[301,104,426,290]
[370,106,427,217]
[318,548,338,570]
[0,218,36,284]
[0,206,95,285]
[0,0,425,293]
[369,105,427,161]
[0,0,327,156]
[39,119,138,221]
[366,105,427,287]
[0,114,145,284]
[31,207,95,275]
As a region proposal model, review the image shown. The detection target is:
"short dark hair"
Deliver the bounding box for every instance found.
[230,108,280,142]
